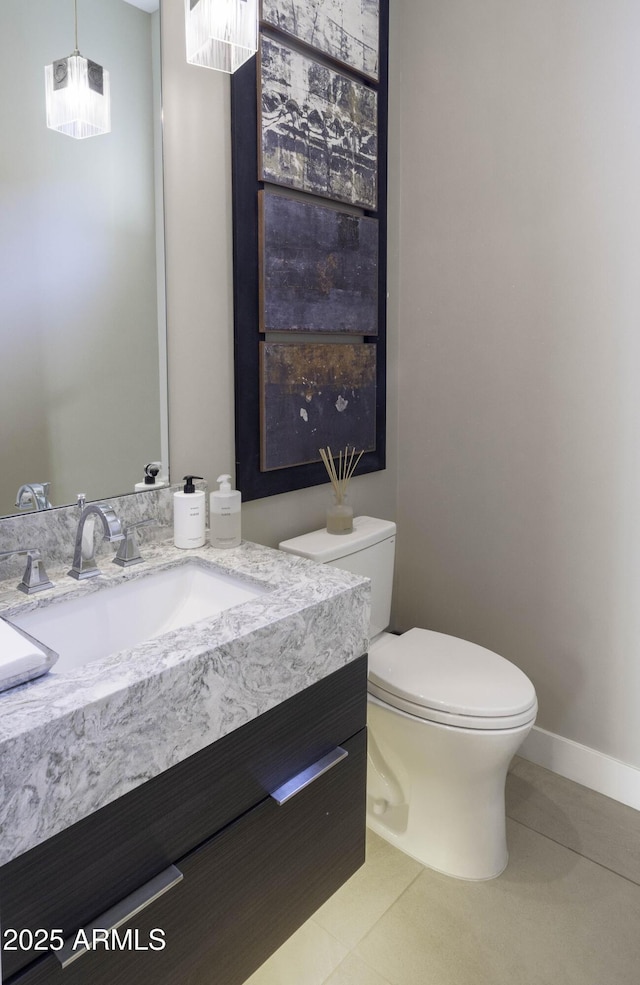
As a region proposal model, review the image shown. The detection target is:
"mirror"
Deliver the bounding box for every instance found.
[0,0,168,519]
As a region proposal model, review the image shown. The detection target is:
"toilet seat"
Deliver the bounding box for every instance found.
[368,628,537,730]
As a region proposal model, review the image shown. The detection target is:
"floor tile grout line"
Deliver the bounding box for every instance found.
[362,853,427,925]
[312,858,426,954]
[309,915,352,953]
[320,950,396,985]
[348,861,426,942]
[507,815,640,889]
[338,946,397,985]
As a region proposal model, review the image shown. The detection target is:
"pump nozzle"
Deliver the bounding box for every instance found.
[182,475,203,494]
[217,474,232,492]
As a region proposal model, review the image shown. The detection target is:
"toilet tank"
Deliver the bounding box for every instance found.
[279,516,396,640]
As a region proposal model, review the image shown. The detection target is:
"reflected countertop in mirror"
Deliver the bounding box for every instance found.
[0,0,168,520]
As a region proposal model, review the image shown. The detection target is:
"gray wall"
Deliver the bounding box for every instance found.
[392,0,640,769]
[163,0,640,772]
[161,0,398,549]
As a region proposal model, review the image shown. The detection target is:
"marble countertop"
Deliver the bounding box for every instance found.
[0,540,370,867]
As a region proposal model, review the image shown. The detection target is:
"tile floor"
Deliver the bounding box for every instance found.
[243,757,640,985]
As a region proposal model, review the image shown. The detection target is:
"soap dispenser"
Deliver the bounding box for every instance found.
[210,474,241,548]
[135,462,168,492]
[174,475,206,549]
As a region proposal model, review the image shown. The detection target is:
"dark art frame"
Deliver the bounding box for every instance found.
[231,0,388,502]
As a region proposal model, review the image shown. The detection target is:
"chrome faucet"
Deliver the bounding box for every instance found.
[15,483,53,512]
[68,503,125,580]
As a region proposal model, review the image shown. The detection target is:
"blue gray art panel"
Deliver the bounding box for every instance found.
[261,0,380,81]
[259,36,377,211]
[260,192,378,334]
[260,343,376,471]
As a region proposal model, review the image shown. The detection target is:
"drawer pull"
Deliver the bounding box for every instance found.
[56,864,183,969]
[270,747,348,805]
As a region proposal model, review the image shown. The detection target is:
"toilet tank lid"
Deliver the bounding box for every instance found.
[279,516,396,563]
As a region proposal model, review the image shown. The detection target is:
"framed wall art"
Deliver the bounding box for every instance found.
[261,0,380,81]
[259,191,378,335]
[260,342,377,471]
[259,35,378,210]
[231,0,388,502]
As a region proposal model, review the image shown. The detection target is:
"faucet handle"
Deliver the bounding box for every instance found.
[128,518,156,530]
[0,548,55,595]
[113,519,156,568]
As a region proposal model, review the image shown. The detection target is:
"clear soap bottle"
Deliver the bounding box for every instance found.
[210,474,241,548]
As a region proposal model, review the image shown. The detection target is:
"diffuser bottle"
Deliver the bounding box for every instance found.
[174,475,206,549]
[319,447,362,535]
[210,474,241,548]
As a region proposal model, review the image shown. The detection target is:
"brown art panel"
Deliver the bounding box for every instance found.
[260,343,376,471]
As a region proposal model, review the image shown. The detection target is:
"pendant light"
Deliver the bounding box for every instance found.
[185,0,258,74]
[45,0,111,139]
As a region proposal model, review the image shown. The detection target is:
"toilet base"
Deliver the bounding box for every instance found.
[367,695,534,880]
[367,815,510,881]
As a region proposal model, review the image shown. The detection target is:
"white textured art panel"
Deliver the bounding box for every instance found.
[259,36,377,209]
[261,0,379,80]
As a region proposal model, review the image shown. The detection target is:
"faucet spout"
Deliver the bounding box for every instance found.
[68,503,124,580]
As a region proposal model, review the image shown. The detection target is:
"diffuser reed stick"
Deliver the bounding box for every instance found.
[319,446,364,504]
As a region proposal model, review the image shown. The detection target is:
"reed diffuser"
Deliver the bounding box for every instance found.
[319,446,363,534]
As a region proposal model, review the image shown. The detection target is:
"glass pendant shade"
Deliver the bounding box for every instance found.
[45,54,111,139]
[185,0,258,74]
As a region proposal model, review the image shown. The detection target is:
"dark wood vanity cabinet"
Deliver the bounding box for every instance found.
[1,656,367,985]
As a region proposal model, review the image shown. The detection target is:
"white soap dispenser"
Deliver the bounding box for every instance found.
[174,475,206,549]
[210,474,241,548]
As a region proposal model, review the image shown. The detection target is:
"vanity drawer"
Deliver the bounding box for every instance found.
[1,655,367,979]
[7,728,366,985]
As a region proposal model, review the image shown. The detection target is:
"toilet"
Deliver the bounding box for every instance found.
[279,516,537,880]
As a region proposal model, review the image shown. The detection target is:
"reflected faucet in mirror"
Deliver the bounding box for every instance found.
[15,484,53,512]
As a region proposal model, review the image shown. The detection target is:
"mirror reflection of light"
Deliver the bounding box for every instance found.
[44,1,112,139]
[185,0,258,74]
[45,54,111,140]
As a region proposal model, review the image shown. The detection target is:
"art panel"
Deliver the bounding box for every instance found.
[259,36,378,210]
[260,343,376,471]
[259,191,378,334]
[261,0,380,81]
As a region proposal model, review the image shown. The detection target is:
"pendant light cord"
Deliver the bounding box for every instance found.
[73,0,79,55]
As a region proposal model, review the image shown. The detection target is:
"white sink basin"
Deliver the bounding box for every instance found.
[10,562,268,675]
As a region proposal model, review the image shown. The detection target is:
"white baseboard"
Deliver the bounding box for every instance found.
[519,726,640,812]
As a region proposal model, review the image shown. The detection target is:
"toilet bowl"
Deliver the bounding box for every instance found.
[279,516,538,881]
[366,628,537,879]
